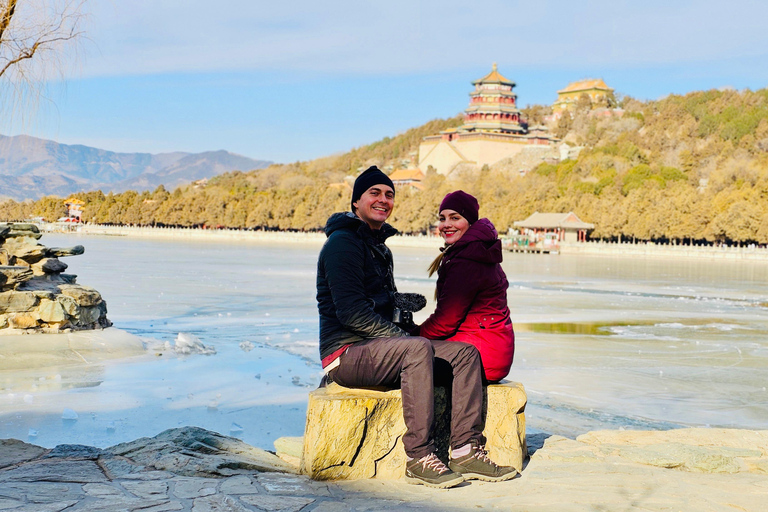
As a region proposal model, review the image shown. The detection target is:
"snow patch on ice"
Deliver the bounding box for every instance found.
[167,333,217,355]
[62,408,78,421]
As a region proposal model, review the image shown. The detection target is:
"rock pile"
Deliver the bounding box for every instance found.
[0,223,111,333]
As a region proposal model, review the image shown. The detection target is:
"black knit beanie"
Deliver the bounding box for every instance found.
[351,166,395,211]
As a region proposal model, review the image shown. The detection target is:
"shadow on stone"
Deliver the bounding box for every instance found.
[525,432,553,457]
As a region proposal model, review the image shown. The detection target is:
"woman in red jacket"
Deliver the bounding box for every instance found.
[417,191,515,382]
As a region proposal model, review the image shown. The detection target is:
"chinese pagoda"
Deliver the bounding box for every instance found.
[459,63,525,134]
[418,64,555,176]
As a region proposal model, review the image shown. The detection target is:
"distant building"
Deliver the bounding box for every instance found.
[418,64,556,176]
[458,63,526,135]
[389,168,424,190]
[513,211,594,242]
[63,198,84,222]
[552,79,614,113]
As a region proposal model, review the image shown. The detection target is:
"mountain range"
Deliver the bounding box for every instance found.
[0,134,272,201]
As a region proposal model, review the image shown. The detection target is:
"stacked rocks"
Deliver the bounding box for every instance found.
[0,223,112,333]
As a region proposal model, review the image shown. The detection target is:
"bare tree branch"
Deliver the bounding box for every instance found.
[0,0,86,125]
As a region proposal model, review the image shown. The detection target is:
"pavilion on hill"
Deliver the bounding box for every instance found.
[553,78,614,113]
[418,63,556,176]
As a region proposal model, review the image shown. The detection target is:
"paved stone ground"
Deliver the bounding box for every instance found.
[2,429,767,512]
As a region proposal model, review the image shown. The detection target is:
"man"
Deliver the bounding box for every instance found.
[316,166,516,488]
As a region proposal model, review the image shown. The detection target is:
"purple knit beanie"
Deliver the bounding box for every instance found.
[439,190,479,224]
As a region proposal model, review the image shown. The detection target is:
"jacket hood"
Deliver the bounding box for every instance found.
[324,212,398,241]
[448,218,502,264]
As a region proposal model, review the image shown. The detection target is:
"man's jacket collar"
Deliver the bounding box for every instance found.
[324,212,399,242]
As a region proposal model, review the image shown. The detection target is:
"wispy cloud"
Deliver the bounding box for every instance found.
[82,0,768,78]
[13,0,768,162]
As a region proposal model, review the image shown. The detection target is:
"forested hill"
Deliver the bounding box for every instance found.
[2,87,768,244]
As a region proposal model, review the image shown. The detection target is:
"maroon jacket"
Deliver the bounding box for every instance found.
[418,218,515,381]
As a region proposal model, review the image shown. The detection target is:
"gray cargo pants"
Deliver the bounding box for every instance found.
[329,336,485,459]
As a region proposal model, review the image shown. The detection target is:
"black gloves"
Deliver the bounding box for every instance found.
[393,292,427,312]
[392,292,427,332]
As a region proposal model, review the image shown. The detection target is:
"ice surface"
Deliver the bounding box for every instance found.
[1,235,767,448]
[0,328,146,370]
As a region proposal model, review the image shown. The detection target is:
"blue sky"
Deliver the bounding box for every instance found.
[5,0,768,163]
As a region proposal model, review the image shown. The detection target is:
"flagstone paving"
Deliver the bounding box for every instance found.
[1,427,767,511]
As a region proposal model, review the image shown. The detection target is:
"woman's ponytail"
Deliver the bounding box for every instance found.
[427,246,447,277]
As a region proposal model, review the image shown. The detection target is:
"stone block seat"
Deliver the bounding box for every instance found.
[300,380,527,481]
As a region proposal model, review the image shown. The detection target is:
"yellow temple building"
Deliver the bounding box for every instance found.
[389,168,424,190]
[552,78,614,113]
[418,64,555,177]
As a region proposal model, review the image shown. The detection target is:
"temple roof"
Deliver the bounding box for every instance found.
[389,168,424,181]
[469,89,517,96]
[459,122,525,134]
[464,105,521,114]
[473,63,514,86]
[557,79,613,94]
[514,211,594,230]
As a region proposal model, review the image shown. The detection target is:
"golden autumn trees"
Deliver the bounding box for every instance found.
[3,87,768,243]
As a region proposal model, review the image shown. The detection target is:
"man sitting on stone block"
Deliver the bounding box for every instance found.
[315,166,516,488]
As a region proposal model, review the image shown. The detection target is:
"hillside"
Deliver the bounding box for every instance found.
[0,134,272,200]
[2,87,768,243]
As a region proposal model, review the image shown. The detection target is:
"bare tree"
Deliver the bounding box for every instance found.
[0,0,86,123]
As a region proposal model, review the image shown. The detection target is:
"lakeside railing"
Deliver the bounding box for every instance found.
[559,240,768,261]
[42,223,444,248]
[32,222,768,260]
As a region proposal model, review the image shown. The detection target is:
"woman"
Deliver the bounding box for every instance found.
[416,190,515,382]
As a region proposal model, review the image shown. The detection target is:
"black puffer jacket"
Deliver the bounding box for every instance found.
[316,212,406,360]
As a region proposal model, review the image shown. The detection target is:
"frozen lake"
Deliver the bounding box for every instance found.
[1,233,767,450]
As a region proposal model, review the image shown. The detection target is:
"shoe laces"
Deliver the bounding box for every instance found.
[419,452,450,474]
[472,444,498,467]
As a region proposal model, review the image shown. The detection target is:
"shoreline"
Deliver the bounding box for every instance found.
[52,224,445,248]
[46,224,768,261]
[2,425,767,511]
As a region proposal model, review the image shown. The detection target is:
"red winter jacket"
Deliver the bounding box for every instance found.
[418,218,515,382]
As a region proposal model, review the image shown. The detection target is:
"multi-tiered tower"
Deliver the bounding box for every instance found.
[459,63,525,134]
[418,64,554,176]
